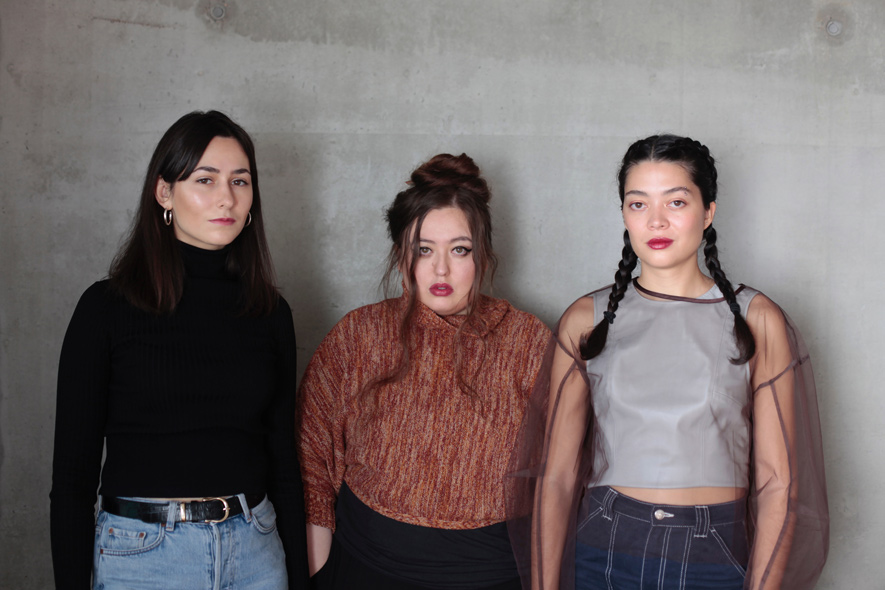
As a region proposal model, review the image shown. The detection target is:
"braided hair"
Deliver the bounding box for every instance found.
[580,135,755,364]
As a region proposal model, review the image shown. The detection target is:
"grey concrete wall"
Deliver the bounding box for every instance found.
[1,0,882,587]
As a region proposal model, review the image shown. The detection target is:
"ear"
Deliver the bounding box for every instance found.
[154,177,172,208]
[704,201,716,229]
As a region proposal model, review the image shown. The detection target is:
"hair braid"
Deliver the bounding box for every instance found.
[703,226,755,364]
[581,230,637,360]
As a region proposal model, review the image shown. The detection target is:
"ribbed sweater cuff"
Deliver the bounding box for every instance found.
[305,491,336,531]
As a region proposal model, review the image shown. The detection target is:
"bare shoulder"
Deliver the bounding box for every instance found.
[558,295,596,344]
[745,292,787,335]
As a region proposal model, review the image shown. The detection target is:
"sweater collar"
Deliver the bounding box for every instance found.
[178,241,232,280]
[410,293,510,337]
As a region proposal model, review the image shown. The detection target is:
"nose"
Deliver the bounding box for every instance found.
[434,254,449,276]
[218,182,235,208]
[647,204,668,229]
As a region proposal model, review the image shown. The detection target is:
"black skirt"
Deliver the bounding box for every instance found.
[312,482,520,590]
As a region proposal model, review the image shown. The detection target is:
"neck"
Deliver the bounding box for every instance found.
[636,265,714,298]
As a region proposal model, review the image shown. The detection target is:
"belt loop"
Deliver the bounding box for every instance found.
[237,493,252,522]
[165,502,177,532]
[693,505,710,538]
[602,487,617,521]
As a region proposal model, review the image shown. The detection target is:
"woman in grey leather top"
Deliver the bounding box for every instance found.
[507,135,828,590]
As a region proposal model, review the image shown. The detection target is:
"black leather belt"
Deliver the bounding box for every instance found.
[102,494,265,524]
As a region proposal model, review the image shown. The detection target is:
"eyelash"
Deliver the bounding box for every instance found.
[418,246,473,256]
[195,178,249,186]
[627,200,686,210]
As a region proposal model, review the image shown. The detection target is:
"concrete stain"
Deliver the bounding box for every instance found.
[91,16,172,30]
[121,0,885,98]
[6,63,23,89]
[22,152,85,195]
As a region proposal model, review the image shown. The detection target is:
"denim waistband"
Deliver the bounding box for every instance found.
[588,486,746,528]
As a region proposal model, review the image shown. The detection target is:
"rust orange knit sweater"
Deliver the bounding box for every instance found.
[297,294,550,531]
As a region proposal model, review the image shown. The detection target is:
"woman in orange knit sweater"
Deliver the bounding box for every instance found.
[297,153,551,589]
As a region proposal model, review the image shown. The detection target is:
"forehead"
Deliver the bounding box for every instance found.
[625,160,696,192]
[418,207,472,240]
[198,136,249,163]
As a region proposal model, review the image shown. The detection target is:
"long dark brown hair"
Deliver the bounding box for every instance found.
[108,110,278,315]
[580,134,755,364]
[376,153,498,397]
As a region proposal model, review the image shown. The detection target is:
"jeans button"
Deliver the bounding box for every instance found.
[654,509,674,520]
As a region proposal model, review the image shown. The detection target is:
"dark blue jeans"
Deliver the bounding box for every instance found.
[575,487,748,590]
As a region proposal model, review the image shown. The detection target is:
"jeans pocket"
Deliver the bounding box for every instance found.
[96,511,166,556]
[576,506,603,533]
[709,524,749,576]
[249,497,278,534]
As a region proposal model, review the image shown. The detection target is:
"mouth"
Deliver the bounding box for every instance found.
[647,238,673,250]
[429,283,454,296]
[210,218,236,225]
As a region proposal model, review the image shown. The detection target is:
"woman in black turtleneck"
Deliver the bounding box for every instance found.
[51,111,308,589]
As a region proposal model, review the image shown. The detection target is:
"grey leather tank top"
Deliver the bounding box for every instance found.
[588,281,759,489]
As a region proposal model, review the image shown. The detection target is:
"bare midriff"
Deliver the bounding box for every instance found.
[611,486,746,506]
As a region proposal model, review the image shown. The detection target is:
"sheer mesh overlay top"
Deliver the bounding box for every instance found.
[506,281,828,590]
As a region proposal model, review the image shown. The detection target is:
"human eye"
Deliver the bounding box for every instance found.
[418,246,432,256]
[232,178,249,187]
[452,246,473,256]
[627,201,645,211]
[195,177,213,184]
[669,199,686,208]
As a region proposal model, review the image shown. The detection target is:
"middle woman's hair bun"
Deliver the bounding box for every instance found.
[410,153,489,202]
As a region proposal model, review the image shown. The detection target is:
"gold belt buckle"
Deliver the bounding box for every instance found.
[205,497,231,524]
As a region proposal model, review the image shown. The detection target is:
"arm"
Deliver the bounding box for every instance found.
[306,523,333,575]
[745,294,828,589]
[50,283,111,589]
[533,298,594,590]
[265,298,309,586]
[295,317,351,576]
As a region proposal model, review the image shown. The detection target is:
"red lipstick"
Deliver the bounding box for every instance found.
[430,283,453,296]
[647,238,673,250]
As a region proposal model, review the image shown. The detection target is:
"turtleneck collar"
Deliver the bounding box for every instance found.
[178,241,233,280]
[408,292,510,337]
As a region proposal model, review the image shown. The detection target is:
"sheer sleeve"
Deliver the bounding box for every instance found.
[507,296,597,590]
[744,294,828,589]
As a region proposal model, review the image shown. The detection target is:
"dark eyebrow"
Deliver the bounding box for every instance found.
[419,236,473,244]
[194,165,251,175]
[624,186,691,197]
[663,186,691,195]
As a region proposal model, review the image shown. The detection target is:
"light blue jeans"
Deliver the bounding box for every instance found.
[92,495,288,590]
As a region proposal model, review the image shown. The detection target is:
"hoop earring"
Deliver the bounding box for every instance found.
[163,209,173,226]
[245,212,252,227]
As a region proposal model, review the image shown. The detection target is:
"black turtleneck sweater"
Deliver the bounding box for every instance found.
[50,242,308,588]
